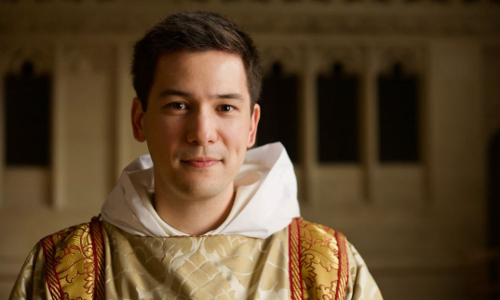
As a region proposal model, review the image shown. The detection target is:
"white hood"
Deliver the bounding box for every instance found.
[101,142,301,239]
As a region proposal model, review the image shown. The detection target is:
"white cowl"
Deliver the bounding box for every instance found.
[100,142,301,239]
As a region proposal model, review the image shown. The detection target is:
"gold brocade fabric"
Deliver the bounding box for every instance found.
[103,222,289,299]
[38,221,105,300]
[10,219,383,300]
[294,218,349,300]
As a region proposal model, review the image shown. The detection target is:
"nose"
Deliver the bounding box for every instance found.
[186,108,218,147]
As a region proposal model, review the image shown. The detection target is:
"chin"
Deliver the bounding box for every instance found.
[175,180,227,200]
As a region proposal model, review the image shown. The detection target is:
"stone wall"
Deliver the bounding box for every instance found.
[1,1,499,299]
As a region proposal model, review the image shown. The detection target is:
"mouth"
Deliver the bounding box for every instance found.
[180,157,221,168]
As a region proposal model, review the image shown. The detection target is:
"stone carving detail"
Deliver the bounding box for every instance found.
[0,45,53,75]
[314,45,365,75]
[376,46,426,75]
[260,45,303,75]
[0,10,498,36]
[60,44,113,74]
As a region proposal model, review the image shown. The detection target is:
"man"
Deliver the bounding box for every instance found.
[10,12,383,300]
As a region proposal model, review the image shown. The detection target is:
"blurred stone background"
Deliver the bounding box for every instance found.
[0,0,499,299]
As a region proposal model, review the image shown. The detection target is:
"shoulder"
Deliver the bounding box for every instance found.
[291,217,350,270]
[39,217,105,276]
[289,218,384,300]
[10,218,106,300]
[41,222,90,248]
[290,217,349,251]
[40,217,104,249]
[289,218,350,300]
[37,218,105,300]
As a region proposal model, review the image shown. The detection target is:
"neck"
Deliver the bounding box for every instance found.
[153,182,235,235]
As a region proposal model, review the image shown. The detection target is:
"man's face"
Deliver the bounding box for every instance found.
[132,50,260,200]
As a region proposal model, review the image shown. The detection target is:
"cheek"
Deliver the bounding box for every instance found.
[145,118,181,152]
[221,121,251,152]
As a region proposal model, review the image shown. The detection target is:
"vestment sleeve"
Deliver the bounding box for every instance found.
[9,243,48,300]
[344,242,384,300]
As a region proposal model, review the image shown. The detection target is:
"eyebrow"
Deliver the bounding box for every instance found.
[158,89,245,101]
[158,89,190,98]
[215,93,245,101]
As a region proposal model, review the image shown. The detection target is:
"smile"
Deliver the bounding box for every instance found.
[181,157,220,168]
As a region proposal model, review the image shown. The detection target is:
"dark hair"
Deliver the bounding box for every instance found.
[132,11,262,112]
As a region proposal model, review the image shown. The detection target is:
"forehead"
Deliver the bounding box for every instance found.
[152,51,249,94]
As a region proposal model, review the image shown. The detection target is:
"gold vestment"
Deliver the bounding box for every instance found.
[10,217,382,300]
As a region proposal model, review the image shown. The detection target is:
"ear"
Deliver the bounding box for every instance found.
[247,103,261,148]
[131,97,146,142]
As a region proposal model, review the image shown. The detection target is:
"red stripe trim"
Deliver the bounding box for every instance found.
[90,223,99,299]
[297,219,303,298]
[345,235,350,298]
[334,231,342,300]
[41,235,64,300]
[89,220,105,300]
[288,218,303,300]
[333,231,349,300]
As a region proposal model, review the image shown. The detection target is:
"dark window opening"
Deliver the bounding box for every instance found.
[317,62,360,163]
[257,62,300,163]
[4,61,51,166]
[377,62,419,162]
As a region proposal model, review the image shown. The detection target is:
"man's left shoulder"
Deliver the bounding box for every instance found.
[288,217,351,299]
[288,218,384,300]
[290,217,349,246]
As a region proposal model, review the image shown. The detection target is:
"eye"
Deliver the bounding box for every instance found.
[217,105,234,112]
[166,102,187,110]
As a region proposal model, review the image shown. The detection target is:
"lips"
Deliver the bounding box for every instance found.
[181,157,220,168]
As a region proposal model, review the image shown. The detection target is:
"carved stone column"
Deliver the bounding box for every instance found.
[54,43,114,210]
[114,41,149,177]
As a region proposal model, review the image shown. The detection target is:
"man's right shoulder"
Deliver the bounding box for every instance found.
[10,217,106,300]
[39,216,104,258]
[40,219,100,248]
[38,217,105,300]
